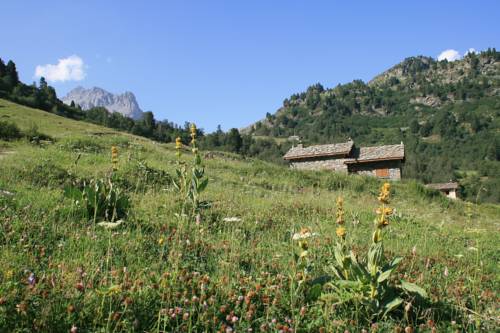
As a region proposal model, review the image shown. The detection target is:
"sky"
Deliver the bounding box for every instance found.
[2,0,499,132]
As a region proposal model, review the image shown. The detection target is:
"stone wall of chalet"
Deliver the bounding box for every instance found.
[289,157,403,180]
[347,160,402,180]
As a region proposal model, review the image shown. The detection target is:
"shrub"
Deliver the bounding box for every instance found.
[19,159,75,188]
[60,137,104,153]
[24,123,53,144]
[0,120,21,141]
[116,160,172,192]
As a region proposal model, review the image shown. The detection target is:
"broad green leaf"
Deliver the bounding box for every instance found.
[377,268,393,283]
[383,297,403,317]
[197,178,209,192]
[401,280,428,298]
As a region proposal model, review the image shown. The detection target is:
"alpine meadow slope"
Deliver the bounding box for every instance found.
[0,99,499,331]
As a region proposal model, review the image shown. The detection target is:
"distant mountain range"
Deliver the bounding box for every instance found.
[62,86,144,119]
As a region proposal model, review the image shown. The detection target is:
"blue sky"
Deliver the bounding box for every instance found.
[2,1,499,132]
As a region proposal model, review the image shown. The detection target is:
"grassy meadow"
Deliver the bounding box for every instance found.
[0,99,499,332]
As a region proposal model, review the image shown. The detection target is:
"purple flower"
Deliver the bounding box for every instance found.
[28,273,36,286]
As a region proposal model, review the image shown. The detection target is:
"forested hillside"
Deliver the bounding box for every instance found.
[0,57,192,143]
[241,49,500,203]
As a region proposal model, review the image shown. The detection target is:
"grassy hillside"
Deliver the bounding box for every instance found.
[0,100,499,332]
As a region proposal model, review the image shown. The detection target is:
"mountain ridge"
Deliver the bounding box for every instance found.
[62,86,144,120]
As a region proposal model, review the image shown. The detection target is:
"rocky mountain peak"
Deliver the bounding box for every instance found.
[62,86,144,120]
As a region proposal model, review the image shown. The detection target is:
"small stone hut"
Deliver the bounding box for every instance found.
[425,182,459,199]
[283,140,405,180]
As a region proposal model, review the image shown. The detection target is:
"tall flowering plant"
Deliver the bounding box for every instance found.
[316,183,427,320]
[172,123,209,218]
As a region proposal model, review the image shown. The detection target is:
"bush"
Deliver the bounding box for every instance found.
[116,160,172,192]
[60,137,104,153]
[19,159,75,188]
[24,123,53,143]
[0,120,22,140]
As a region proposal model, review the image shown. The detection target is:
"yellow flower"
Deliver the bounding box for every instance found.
[336,226,346,238]
[111,146,119,170]
[190,123,197,139]
[376,207,393,216]
[336,196,345,225]
[158,237,165,245]
[378,183,391,204]
[175,137,182,149]
[5,270,13,279]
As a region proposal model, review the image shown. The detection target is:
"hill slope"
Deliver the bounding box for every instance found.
[0,100,499,331]
[245,49,500,203]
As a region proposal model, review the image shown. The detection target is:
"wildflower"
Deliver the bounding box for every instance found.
[292,227,318,240]
[223,217,242,223]
[183,312,190,320]
[378,182,391,203]
[190,123,197,141]
[444,266,449,277]
[97,220,123,229]
[16,302,27,315]
[336,226,346,238]
[300,306,307,316]
[336,196,345,225]
[190,123,198,154]
[158,237,165,245]
[67,304,75,313]
[70,325,78,333]
[28,272,36,286]
[175,137,182,158]
[111,146,119,170]
[5,270,13,279]
[75,281,84,292]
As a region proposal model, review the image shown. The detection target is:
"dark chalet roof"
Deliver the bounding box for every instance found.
[283,140,354,160]
[344,143,405,164]
[284,140,405,164]
[425,182,459,190]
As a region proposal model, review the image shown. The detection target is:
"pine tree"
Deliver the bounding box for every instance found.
[5,60,19,85]
[0,58,6,77]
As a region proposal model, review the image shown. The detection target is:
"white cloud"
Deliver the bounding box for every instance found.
[437,49,461,62]
[35,55,86,82]
[464,48,477,56]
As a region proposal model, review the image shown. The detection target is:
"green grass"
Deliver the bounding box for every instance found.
[0,100,499,332]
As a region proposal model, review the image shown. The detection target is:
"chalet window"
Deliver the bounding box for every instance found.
[375,168,389,178]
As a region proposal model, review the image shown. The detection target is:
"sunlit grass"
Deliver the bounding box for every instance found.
[0,101,499,331]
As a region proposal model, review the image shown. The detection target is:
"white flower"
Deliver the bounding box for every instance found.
[292,231,318,240]
[97,220,123,229]
[223,217,242,222]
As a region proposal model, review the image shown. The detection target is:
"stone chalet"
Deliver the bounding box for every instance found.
[425,182,459,199]
[283,140,405,180]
